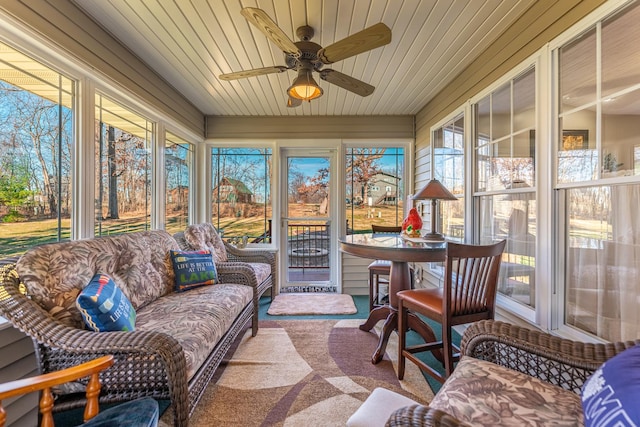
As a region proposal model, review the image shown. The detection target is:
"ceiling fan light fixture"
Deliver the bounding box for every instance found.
[287,69,323,101]
[287,96,302,108]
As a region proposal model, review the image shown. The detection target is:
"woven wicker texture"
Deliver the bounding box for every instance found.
[386,319,640,426]
[0,229,266,427]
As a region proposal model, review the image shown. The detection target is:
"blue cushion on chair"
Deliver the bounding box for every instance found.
[170,249,218,292]
[81,397,159,427]
[581,344,640,426]
[76,273,136,332]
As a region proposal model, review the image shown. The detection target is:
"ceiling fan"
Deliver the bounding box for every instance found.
[219,7,391,107]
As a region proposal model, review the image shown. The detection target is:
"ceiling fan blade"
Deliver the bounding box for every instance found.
[219,66,288,81]
[241,7,301,57]
[320,69,375,97]
[287,96,302,108]
[318,22,391,64]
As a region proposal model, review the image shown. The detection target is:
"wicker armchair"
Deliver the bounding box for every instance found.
[386,320,640,426]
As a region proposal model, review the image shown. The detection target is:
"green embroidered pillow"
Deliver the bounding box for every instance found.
[170,249,218,292]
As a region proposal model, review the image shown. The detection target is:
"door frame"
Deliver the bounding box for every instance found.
[279,146,340,292]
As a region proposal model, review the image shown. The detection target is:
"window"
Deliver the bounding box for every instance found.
[211,147,272,243]
[473,66,536,309]
[0,41,74,257]
[345,147,405,233]
[558,2,640,341]
[432,113,464,242]
[165,132,192,234]
[95,94,152,236]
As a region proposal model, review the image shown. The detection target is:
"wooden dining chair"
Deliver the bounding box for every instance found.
[0,355,159,427]
[397,240,506,383]
[368,225,404,310]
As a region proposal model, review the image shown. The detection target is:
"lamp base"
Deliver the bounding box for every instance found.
[422,232,445,241]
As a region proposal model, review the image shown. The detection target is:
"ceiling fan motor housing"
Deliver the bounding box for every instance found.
[286,40,323,71]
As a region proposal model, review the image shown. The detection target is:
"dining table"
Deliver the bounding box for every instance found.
[339,232,447,364]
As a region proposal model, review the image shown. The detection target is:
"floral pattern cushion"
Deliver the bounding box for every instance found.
[183,223,228,263]
[248,262,271,284]
[429,356,584,426]
[135,283,253,380]
[16,231,179,328]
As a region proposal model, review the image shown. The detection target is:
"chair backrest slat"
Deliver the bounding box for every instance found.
[445,240,506,319]
[371,224,402,233]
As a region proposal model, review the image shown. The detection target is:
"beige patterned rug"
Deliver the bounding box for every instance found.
[266,293,357,315]
[160,319,433,426]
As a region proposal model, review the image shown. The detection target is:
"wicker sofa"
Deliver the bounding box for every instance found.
[385,320,640,426]
[0,230,269,427]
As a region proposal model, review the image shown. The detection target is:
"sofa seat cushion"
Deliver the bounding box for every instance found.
[135,283,253,380]
[429,356,583,426]
[248,262,271,284]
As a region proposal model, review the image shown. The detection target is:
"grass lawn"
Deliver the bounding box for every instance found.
[0,202,610,258]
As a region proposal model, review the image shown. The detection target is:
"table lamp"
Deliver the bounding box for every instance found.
[412,179,457,241]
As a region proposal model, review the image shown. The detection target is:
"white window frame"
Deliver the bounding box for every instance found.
[468,55,542,325]
[548,0,640,341]
[207,140,277,251]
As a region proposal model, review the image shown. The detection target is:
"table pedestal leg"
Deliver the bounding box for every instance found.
[359,305,390,333]
[360,306,397,364]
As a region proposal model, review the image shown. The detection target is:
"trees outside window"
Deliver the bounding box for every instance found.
[165,132,192,234]
[345,147,405,233]
[211,147,272,243]
[0,42,73,257]
[95,94,152,236]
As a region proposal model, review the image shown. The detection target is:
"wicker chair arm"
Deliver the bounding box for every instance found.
[216,262,259,289]
[460,320,640,393]
[386,404,469,427]
[223,242,276,268]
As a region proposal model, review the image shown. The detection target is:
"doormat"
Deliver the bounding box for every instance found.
[281,284,337,293]
[267,293,357,315]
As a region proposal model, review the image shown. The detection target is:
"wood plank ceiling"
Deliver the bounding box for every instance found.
[72,0,535,117]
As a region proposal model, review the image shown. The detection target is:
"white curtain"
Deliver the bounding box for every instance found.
[568,185,640,341]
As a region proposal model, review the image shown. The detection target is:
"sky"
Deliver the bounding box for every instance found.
[290,147,405,179]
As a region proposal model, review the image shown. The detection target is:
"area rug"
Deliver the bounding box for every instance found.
[267,293,357,315]
[159,319,433,426]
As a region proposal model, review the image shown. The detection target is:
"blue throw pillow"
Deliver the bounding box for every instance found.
[76,273,136,332]
[170,249,218,292]
[581,344,640,426]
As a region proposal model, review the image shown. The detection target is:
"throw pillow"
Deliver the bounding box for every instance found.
[581,344,640,426]
[170,249,218,292]
[76,273,136,332]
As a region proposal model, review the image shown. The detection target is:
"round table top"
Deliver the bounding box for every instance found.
[339,233,447,263]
